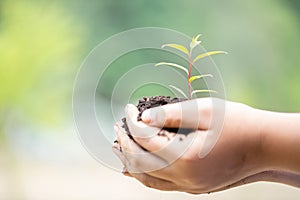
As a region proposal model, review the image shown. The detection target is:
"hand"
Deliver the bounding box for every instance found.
[112,98,300,193]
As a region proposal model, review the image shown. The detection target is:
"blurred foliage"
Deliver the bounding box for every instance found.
[0,0,84,136]
[286,0,300,15]
[66,0,300,111]
[1,0,300,137]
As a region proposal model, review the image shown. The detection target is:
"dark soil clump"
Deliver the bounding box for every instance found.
[121,96,194,141]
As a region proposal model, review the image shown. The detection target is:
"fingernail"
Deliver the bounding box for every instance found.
[112,142,120,149]
[141,109,153,123]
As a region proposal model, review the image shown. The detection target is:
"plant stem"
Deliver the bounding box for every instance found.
[188,52,193,100]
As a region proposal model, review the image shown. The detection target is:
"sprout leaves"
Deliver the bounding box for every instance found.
[169,85,188,99]
[190,34,201,49]
[189,74,213,83]
[155,62,188,75]
[156,34,226,99]
[161,44,189,55]
[193,51,227,63]
[191,90,217,96]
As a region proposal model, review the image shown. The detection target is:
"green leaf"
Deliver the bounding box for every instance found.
[193,51,227,63]
[190,34,202,49]
[189,74,213,83]
[195,34,201,41]
[191,89,218,96]
[169,85,188,99]
[161,44,189,55]
[155,62,188,75]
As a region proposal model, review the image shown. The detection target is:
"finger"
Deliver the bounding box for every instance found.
[130,172,178,191]
[273,171,300,188]
[114,123,175,180]
[122,166,133,177]
[112,145,128,166]
[184,171,263,194]
[141,98,213,130]
[114,123,141,154]
[123,171,133,177]
[124,105,175,159]
[125,104,162,138]
[241,170,300,188]
[125,105,201,162]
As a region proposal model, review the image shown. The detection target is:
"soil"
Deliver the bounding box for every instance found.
[120,96,194,143]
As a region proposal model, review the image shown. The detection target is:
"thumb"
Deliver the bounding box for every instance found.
[141,98,212,130]
[125,104,161,139]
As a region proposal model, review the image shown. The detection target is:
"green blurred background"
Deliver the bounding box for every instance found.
[0,0,300,199]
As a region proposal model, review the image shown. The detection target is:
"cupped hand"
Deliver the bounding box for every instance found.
[112,98,300,193]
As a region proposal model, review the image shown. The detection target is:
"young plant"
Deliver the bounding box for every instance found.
[156,34,227,99]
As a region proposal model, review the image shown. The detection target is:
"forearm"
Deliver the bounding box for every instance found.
[258,110,300,173]
[211,170,300,192]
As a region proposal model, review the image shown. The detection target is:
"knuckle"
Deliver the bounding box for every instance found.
[180,153,196,164]
[171,117,181,127]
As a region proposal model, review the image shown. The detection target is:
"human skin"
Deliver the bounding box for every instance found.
[112,98,300,194]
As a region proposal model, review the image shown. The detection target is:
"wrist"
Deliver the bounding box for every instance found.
[239,105,267,173]
[224,102,267,174]
[258,110,300,173]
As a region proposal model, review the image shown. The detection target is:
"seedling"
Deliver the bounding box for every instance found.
[156,34,227,99]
